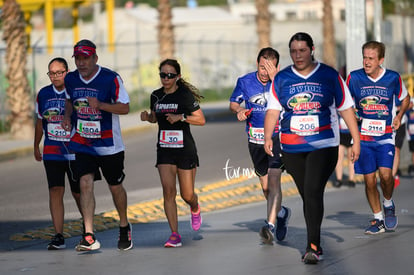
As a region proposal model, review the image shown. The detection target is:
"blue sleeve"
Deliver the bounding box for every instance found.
[229,78,245,104]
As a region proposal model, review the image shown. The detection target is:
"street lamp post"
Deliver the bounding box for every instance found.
[346,0,367,75]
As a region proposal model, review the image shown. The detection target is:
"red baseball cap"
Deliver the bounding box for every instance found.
[73,39,96,57]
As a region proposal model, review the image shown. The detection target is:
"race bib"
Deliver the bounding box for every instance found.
[361,118,386,136]
[76,119,101,138]
[159,130,184,148]
[47,123,70,141]
[248,127,265,144]
[290,115,319,136]
[408,124,414,135]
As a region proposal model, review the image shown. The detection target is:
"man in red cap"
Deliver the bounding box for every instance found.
[62,39,133,251]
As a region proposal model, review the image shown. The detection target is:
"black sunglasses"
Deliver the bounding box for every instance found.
[159,72,178,79]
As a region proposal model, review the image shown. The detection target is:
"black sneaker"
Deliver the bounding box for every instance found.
[332,180,342,188]
[75,233,101,251]
[47,233,66,250]
[118,223,133,251]
[259,222,274,245]
[408,165,414,175]
[347,180,356,188]
[275,206,291,241]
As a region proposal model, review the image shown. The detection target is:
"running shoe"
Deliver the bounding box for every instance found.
[275,206,291,241]
[259,221,275,245]
[302,245,323,264]
[190,205,202,231]
[75,233,101,251]
[164,232,182,248]
[47,233,66,250]
[118,223,133,251]
[384,202,398,230]
[364,219,385,235]
[332,180,342,188]
[346,180,356,188]
[408,165,414,175]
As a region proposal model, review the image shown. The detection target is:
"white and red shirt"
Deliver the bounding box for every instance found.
[64,66,129,156]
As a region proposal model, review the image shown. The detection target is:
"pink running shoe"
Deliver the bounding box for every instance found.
[191,205,202,231]
[164,232,182,248]
[394,175,400,189]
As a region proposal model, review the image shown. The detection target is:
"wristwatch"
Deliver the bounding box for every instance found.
[181,113,187,122]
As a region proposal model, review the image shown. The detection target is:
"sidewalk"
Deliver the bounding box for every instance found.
[0,101,232,162]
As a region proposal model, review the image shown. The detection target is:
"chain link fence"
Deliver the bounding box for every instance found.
[0,37,412,131]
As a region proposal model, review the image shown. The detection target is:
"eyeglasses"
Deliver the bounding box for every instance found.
[159,72,178,79]
[47,71,66,78]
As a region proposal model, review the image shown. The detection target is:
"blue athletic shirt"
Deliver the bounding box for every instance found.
[64,66,130,156]
[267,62,354,153]
[35,85,75,161]
[229,71,278,144]
[347,68,408,145]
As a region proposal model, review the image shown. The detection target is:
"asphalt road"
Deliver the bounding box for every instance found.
[1,176,413,275]
[1,104,413,274]
[0,107,254,250]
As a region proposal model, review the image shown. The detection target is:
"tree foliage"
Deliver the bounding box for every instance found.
[383,0,414,15]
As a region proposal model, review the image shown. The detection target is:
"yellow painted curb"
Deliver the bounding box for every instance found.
[9,174,299,242]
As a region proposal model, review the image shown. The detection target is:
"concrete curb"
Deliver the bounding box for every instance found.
[0,104,232,163]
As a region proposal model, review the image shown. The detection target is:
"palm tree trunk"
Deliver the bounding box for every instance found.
[255,0,271,50]
[1,0,34,139]
[322,0,336,68]
[157,0,175,60]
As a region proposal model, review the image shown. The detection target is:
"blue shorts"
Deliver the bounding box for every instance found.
[354,143,395,174]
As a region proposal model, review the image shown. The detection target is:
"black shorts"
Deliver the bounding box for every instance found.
[43,160,80,193]
[395,124,406,149]
[339,132,352,147]
[156,150,199,170]
[409,140,414,152]
[74,152,124,186]
[248,135,283,177]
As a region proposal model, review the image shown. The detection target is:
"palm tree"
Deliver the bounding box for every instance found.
[1,0,34,139]
[322,0,336,68]
[157,0,175,60]
[255,0,271,50]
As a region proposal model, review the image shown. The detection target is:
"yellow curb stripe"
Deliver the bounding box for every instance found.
[9,176,299,242]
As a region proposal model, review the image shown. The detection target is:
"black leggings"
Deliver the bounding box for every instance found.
[282,146,338,251]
